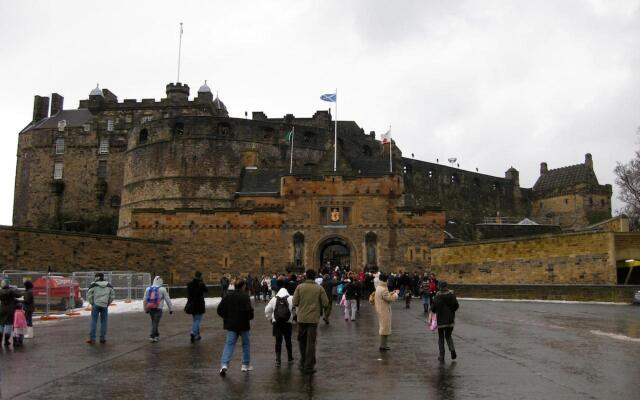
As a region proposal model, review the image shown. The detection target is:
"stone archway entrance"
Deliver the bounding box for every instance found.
[318,236,351,270]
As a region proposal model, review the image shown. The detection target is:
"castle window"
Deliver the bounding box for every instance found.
[139,129,148,144]
[98,160,107,179]
[451,173,459,184]
[53,162,63,180]
[125,114,133,123]
[173,122,184,136]
[55,138,65,155]
[473,177,480,187]
[343,207,351,224]
[319,207,328,225]
[363,145,372,156]
[218,123,231,136]
[403,165,412,175]
[601,199,605,207]
[98,138,109,154]
[83,123,91,132]
[428,170,434,179]
[365,232,377,266]
[57,120,66,132]
[141,116,153,124]
[107,120,114,132]
[492,182,500,191]
[565,198,568,204]
[110,195,121,208]
[293,232,305,268]
[304,131,314,143]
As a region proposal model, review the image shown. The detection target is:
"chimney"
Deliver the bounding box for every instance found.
[540,162,548,175]
[585,153,593,169]
[50,93,64,115]
[32,95,50,122]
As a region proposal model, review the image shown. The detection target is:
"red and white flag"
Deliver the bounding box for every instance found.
[381,129,392,144]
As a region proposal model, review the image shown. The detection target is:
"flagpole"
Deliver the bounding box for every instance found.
[389,125,393,173]
[334,88,338,172]
[177,23,184,83]
[289,127,295,174]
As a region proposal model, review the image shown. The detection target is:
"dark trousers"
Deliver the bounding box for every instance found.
[297,323,318,371]
[149,309,163,338]
[274,322,293,361]
[437,327,455,356]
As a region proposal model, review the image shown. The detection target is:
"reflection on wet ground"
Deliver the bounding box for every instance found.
[1,299,639,399]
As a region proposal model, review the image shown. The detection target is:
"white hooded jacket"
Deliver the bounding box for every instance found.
[264,288,295,323]
[143,276,173,311]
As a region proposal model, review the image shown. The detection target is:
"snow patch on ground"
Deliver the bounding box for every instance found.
[459,297,629,305]
[590,330,640,342]
[35,298,221,325]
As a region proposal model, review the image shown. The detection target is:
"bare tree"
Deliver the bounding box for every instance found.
[615,135,640,230]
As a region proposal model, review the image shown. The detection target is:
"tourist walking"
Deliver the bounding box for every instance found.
[86,273,115,344]
[143,276,173,343]
[374,273,399,351]
[320,274,334,324]
[419,274,430,314]
[264,286,295,367]
[22,280,34,339]
[0,280,20,346]
[217,279,254,376]
[220,274,230,298]
[431,281,459,362]
[343,278,359,321]
[292,269,329,374]
[186,271,208,342]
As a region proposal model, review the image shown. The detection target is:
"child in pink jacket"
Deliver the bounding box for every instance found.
[13,304,27,347]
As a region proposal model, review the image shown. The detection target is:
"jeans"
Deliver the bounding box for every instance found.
[26,311,33,327]
[274,322,293,361]
[149,308,163,338]
[221,330,251,367]
[438,327,455,356]
[344,299,357,320]
[1,324,12,335]
[191,314,203,336]
[89,305,108,340]
[297,323,318,371]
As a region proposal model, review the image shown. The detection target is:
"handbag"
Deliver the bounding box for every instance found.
[368,291,375,305]
[428,312,437,331]
[184,301,193,315]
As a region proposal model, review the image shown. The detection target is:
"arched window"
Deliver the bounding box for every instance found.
[218,123,232,136]
[427,170,434,179]
[293,232,305,268]
[139,129,148,144]
[451,173,459,184]
[110,195,121,208]
[403,164,412,175]
[365,232,377,267]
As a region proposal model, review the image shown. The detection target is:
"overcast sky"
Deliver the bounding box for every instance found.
[0,0,638,225]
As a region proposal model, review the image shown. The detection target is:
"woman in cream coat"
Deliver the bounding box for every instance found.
[374,272,399,351]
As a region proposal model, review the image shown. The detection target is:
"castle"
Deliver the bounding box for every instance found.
[9,81,614,281]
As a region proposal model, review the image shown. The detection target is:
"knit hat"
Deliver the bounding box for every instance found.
[439,281,448,290]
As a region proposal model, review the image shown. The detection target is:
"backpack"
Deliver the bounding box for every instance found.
[146,286,161,309]
[274,295,291,323]
[336,283,344,295]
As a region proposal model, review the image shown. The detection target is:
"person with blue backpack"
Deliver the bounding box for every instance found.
[143,276,173,343]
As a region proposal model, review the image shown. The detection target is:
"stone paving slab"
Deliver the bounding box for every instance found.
[1,299,639,399]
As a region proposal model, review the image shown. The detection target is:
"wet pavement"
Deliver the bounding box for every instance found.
[1,298,639,399]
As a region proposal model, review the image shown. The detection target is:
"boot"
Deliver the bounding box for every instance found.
[25,327,34,339]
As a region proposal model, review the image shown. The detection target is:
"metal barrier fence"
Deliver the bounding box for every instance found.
[1,270,151,317]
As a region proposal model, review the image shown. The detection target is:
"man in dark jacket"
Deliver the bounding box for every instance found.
[186,271,208,342]
[217,279,254,376]
[320,274,334,324]
[431,281,459,362]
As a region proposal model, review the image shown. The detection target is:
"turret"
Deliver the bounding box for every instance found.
[166,82,190,102]
[505,167,519,187]
[88,84,105,112]
[196,80,213,103]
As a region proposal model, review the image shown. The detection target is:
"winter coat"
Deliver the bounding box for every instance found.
[13,309,27,329]
[292,280,329,324]
[143,276,173,312]
[186,277,208,315]
[345,281,360,300]
[431,289,459,328]
[22,289,34,313]
[374,281,398,336]
[0,286,19,325]
[217,289,254,332]
[87,280,115,308]
[265,288,295,323]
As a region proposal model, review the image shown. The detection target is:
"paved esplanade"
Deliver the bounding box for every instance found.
[2,299,639,399]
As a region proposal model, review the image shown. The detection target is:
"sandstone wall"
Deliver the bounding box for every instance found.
[431,232,617,284]
[0,225,172,278]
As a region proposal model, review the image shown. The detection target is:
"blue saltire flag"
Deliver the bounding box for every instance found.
[320,93,336,102]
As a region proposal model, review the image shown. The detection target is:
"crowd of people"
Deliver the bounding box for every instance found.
[1,266,460,374]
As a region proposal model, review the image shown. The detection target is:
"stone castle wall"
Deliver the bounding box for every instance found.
[0,225,173,278]
[430,231,618,284]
